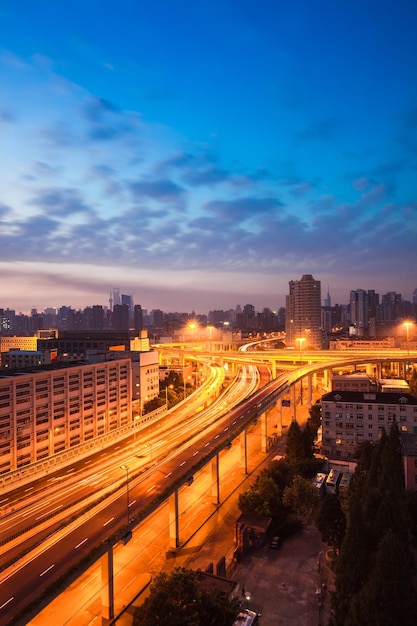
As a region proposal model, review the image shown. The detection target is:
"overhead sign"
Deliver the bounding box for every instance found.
[282,399,291,407]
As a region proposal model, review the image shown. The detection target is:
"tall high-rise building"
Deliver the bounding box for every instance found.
[285,274,322,349]
[134,304,144,333]
[349,289,369,335]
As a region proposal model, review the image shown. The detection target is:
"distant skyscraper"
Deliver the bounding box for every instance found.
[134,304,144,333]
[349,289,369,335]
[285,274,322,349]
[413,288,417,305]
[113,288,121,306]
[112,304,129,331]
[324,286,331,308]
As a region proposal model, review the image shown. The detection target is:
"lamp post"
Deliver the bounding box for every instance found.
[296,337,306,366]
[120,465,129,526]
[245,590,251,609]
[404,321,412,357]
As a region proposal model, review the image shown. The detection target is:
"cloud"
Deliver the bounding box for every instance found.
[129,179,185,204]
[203,196,285,223]
[27,187,94,217]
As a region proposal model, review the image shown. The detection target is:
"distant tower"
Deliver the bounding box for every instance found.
[109,290,113,311]
[350,289,369,335]
[324,285,331,308]
[413,288,417,304]
[285,274,322,349]
[113,288,121,306]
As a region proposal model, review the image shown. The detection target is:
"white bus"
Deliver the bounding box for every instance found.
[233,609,260,625]
[325,469,341,494]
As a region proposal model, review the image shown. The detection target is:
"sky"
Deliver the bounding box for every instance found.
[0,0,416,315]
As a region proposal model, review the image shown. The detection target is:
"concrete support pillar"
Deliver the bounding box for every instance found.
[276,399,283,436]
[260,411,267,453]
[101,546,114,623]
[240,429,248,474]
[168,490,180,549]
[307,374,313,408]
[291,384,297,421]
[271,360,277,379]
[323,368,330,391]
[211,454,220,505]
[313,372,317,390]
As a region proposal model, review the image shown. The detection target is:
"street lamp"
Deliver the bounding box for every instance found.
[245,590,251,609]
[404,321,412,357]
[296,337,306,365]
[120,465,130,526]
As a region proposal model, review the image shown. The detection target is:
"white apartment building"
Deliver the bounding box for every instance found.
[0,358,131,475]
[321,390,417,461]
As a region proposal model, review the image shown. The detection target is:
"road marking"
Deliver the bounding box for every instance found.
[75,538,88,549]
[165,472,172,478]
[36,504,63,520]
[24,486,34,492]
[40,564,55,577]
[146,485,155,493]
[192,451,199,456]
[204,442,209,447]
[129,500,136,507]
[180,461,186,466]
[103,517,114,526]
[0,597,14,610]
[0,498,8,504]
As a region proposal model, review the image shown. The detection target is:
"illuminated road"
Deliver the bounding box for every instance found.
[1,348,414,623]
[0,363,262,623]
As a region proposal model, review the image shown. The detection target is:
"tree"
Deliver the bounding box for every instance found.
[285,420,305,465]
[133,567,239,626]
[308,402,321,436]
[408,365,417,397]
[282,475,318,518]
[355,530,417,625]
[238,474,281,517]
[316,493,346,555]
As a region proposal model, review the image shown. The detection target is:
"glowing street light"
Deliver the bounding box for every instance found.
[296,337,306,365]
[404,321,412,357]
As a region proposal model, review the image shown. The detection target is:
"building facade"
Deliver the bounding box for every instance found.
[285,274,322,349]
[321,390,417,461]
[0,358,131,475]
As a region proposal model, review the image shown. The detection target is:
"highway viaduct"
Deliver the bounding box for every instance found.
[4,349,415,624]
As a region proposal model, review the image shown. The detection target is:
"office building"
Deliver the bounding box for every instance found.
[285,274,322,349]
[349,289,368,335]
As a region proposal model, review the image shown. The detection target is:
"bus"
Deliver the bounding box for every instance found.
[325,469,341,494]
[338,472,352,496]
[313,472,327,497]
[233,609,260,625]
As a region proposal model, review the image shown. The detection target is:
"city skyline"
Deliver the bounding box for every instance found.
[1,1,416,314]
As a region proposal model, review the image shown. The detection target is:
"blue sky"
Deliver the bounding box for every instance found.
[1,0,416,314]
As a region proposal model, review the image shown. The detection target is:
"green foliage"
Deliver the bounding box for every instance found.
[282,475,319,518]
[133,567,239,626]
[330,423,417,625]
[316,493,346,554]
[238,474,281,517]
[285,420,305,464]
[408,365,417,397]
[308,402,321,436]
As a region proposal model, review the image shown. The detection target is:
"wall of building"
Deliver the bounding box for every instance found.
[0,358,131,475]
